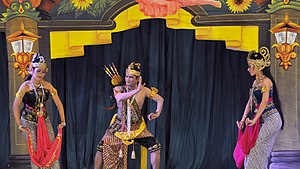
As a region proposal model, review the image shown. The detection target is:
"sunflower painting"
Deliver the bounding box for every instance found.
[72,0,93,10]
[226,0,253,13]
[57,0,117,18]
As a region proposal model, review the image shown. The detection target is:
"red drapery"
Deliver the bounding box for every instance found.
[27,116,62,168]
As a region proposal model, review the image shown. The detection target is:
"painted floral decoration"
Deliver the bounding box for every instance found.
[57,0,116,18]
[226,0,253,13]
[71,0,93,10]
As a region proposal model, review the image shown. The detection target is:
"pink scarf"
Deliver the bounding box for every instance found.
[233,118,260,168]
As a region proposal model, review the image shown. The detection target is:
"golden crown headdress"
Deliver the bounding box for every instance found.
[247,46,271,70]
[126,62,141,76]
[30,53,48,71]
[104,63,123,86]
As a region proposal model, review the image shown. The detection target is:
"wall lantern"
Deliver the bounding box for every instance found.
[270,13,300,70]
[6,22,41,78]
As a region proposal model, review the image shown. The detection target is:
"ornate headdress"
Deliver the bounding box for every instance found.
[30,53,48,71]
[247,46,271,70]
[126,62,141,76]
[104,63,123,86]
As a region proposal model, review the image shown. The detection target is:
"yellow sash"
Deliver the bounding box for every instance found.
[110,114,146,145]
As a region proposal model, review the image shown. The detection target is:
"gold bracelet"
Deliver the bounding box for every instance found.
[18,125,23,130]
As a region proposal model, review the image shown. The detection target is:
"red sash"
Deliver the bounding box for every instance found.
[27,115,62,168]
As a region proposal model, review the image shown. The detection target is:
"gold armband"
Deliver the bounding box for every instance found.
[16,90,25,99]
[51,87,58,96]
[261,86,269,93]
[150,87,158,98]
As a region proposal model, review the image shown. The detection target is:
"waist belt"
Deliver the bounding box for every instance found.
[261,109,278,119]
[22,104,48,123]
[110,114,146,145]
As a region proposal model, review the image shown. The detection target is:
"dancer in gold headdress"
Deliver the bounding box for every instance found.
[94,62,164,169]
[12,53,66,169]
[236,47,284,169]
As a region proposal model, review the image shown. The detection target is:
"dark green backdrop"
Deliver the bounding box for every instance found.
[0,19,253,169]
[51,19,252,169]
[0,32,9,169]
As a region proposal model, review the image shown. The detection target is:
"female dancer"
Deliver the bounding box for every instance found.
[12,53,66,168]
[236,47,284,169]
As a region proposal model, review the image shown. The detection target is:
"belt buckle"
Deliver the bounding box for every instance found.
[37,111,44,116]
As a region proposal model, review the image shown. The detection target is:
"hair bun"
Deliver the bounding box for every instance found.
[32,53,46,63]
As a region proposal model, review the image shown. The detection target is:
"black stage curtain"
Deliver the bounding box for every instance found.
[0,32,10,169]
[51,19,253,169]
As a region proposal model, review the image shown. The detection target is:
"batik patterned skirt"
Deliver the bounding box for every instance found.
[244,112,282,169]
[21,116,60,169]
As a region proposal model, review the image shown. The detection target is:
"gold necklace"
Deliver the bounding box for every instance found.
[255,75,265,86]
[33,83,41,87]
[31,82,45,110]
[31,79,41,87]
[258,75,265,80]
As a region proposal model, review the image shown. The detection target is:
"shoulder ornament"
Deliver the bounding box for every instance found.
[261,86,269,93]
[51,87,58,96]
[16,90,25,99]
[150,87,158,98]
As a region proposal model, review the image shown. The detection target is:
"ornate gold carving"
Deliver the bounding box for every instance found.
[6,22,41,78]
[11,52,35,78]
[270,13,300,70]
[272,43,299,70]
